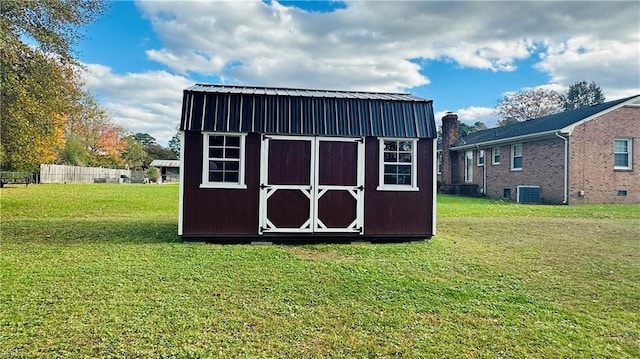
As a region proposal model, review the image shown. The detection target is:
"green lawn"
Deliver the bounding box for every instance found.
[1,184,639,358]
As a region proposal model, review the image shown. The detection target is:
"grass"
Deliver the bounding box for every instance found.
[1,184,639,358]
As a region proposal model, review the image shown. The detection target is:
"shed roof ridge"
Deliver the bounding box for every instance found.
[188,83,430,100]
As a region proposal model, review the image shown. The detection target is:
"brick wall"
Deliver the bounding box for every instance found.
[480,138,566,203]
[568,106,640,204]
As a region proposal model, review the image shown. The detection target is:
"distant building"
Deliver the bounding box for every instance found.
[150,160,180,183]
[438,95,640,204]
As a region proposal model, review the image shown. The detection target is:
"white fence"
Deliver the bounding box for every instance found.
[39,164,131,184]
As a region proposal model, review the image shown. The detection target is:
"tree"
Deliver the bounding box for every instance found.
[63,92,127,167]
[494,88,563,125]
[122,136,146,170]
[133,133,157,146]
[168,132,181,159]
[1,0,107,171]
[563,81,605,111]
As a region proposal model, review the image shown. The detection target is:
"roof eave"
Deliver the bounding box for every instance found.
[450,129,563,150]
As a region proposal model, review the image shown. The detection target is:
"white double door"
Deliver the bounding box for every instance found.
[258,136,364,234]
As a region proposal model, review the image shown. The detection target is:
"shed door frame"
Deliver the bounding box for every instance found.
[259,135,364,235]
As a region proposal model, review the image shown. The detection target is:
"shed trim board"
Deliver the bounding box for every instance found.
[179,84,437,241]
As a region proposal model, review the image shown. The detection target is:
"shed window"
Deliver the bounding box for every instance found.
[511,144,523,171]
[378,138,418,191]
[614,139,632,170]
[492,147,500,165]
[201,133,247,189]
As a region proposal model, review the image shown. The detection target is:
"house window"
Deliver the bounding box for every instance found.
[464,150,473,182]
[511,144,523,171]
[378,138,418,191]
[201,133,247,189]
[437,152,442,174]
[477,149,485,166]
[492,147,501,165]
[617,189,628,197]
[614,139,632,170]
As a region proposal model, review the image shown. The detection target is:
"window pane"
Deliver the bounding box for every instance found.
[209,171,223,182]
[225,148,240,159]
[513,157,523,169]
[210,136,224,146]
[384,165,397,174]
[384,175,397,184]
[398,165,411,174]
[513,145,522,156]
[226,136,240,147]
[384,141,397,151]
[614,140,628,153]
[209,148,223,158]
[615,154,629,167]
[398,175,411,184]
[399,141,412,152]
[384,152,397,162]
[224,172,239,183]
[209,160,222,170]
[399,153,412,162]
[225,161,239,171]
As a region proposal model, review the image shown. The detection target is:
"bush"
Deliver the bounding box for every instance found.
[145,167,159,182]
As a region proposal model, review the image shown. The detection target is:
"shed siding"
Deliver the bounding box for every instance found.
[364,137,434,236]
[181,132,261,235]
[181,132,435,238]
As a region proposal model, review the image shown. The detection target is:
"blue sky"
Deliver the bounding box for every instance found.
[76,1,640,144]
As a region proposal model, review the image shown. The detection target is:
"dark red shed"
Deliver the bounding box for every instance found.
[178,84,438,242]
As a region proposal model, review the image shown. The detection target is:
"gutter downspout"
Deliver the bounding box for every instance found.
[483,149,487,196]
[555,131,568,204]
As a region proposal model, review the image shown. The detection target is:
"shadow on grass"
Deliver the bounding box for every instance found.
[3,218,181,244]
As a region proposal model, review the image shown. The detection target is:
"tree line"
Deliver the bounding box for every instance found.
[451,81,606,138]
[0,1,179,172]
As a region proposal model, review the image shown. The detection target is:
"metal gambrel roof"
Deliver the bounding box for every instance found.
[451,95,640,149]
[180,84,436,138]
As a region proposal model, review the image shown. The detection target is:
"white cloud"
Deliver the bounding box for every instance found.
[435,107,498,129]
[135,0,638,94]
[82,64,193,144]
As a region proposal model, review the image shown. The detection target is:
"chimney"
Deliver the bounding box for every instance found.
[441,112,458,185]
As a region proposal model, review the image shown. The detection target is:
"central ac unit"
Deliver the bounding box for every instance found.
[517,185,541,204]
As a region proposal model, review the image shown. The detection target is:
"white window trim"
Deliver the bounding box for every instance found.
[511,144,523,171]
[492,147,501,165]
[377,138,419,191]
[477,149,485,167]
[437,152,442,175]
[614,138,633,170]
[464,150,473,182]
[200,132,247,189]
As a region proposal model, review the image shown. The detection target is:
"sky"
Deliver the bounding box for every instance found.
[76,0,640,145]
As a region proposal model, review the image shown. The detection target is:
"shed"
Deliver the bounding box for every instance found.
[149,159,180,183]
[178,84,438,242]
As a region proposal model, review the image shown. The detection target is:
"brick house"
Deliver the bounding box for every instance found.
[438,95,640,204]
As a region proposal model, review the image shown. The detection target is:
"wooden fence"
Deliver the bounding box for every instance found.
[39,164,131,184]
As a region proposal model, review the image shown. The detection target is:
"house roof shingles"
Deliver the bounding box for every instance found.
[452,95,639,149]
